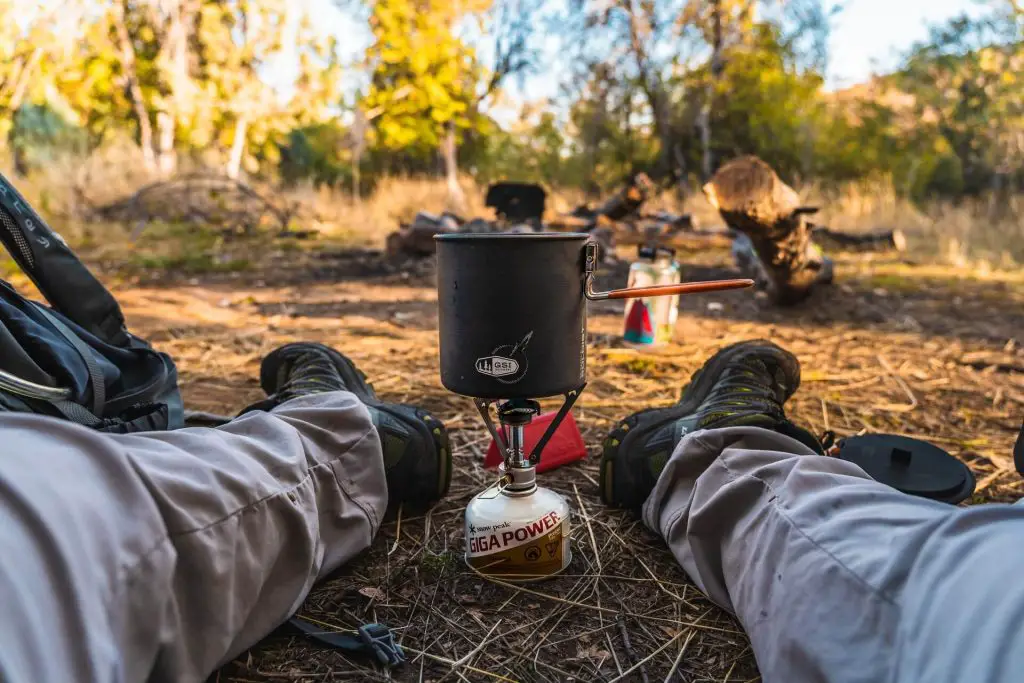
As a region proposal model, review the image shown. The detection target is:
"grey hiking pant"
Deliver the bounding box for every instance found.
[646,426,1024,683]
[0,391,386,683]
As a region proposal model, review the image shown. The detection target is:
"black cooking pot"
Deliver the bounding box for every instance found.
[435,233,751,399]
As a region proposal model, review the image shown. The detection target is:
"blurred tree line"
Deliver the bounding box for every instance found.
[0,0,1020,201]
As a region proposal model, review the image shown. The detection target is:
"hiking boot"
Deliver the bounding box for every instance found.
[599,340,822,509]
[253,342,451,505]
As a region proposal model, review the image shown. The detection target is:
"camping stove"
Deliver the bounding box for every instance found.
[433,232,753,582]
[464,397,576,581]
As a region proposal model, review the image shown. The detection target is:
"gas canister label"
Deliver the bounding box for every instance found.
[466,511,569,578]
[467,510,563,554]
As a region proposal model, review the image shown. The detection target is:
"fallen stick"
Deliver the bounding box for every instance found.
[811,225,906,252]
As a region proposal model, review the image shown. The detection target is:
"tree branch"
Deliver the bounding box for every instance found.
[112,0,157,171]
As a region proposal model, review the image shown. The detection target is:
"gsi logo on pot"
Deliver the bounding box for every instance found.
[476,356,519,377]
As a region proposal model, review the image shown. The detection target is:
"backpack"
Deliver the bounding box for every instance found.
[0,171,183,433]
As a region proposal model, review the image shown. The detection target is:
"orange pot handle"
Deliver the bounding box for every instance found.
[586,277,755,301]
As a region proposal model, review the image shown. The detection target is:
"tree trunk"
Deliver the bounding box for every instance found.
[6,46,43,176]
[113,1,156,173]
[351,109,368,199]
[155,0,198,178]
[442,123,466,213]
[226,115,248,180]
[700,0,724,181]
[156,110,177,176]
[352,154,361,199]
[8,47,42,114]
[625,0,678,182]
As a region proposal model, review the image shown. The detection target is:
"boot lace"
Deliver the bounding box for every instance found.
[277,352,344,402]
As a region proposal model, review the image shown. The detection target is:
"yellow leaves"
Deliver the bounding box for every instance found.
[410,51,430,74]
[424,79,449,104]
[379,47,405,63]
[363,0,490,151]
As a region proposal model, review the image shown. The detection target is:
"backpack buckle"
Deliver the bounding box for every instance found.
[358,623,406,667]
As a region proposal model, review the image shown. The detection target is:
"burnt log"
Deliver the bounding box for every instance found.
[643,210,698,231]
[616,226,733,251]
[485,182,546,224]
[593,172,656,222]
[385,211,459,257]
[811,225,906,252]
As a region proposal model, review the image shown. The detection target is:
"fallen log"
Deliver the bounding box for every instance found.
[811,226,906,252]
[597,172,656,221]
[568,173,656,224]
[641,210,698,231]
[384,213,545,258]
[615,227,733,251]
[485,182,546,224]
[703,155,825,305]
[385,212,460,257]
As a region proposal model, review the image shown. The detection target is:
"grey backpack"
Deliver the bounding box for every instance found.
[0,171,183,432]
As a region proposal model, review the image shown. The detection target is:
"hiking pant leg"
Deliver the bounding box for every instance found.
[0,391,386,683]
[643,426,1024,683]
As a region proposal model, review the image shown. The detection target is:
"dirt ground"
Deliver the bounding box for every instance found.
[105,243,1022,683]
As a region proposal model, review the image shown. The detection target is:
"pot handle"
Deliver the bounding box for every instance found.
[583,242,755,301]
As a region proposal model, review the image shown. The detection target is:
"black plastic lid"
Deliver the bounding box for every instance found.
[837,434,975,504]
[637,246,656,260]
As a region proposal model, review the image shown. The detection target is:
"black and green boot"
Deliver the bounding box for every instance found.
[600,340,821,509]
[254,342,451,505]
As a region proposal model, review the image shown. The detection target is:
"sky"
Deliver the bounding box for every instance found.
[283,0,984,115]
[826,0,986,89]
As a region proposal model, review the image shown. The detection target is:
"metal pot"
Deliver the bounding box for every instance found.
[435,232,751,399]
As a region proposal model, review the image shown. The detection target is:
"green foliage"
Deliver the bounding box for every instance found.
[10,104,88,171]
[5,0,345,177]
[897,11,1023,195]
[279,122,353,187]
[0,0,1018,204]
[698,24,826,180]
[363,0,487,156]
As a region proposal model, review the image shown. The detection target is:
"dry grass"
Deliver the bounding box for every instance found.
[284,175,492,246]
[1,140,1020,682]
[92,242,1022,683]
[799,176,1024,268]
[4,142,1021,269]
[219,177,1024,268]
[640,175,1024,269]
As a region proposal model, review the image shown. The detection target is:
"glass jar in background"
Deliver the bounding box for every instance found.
[622,246,681,346]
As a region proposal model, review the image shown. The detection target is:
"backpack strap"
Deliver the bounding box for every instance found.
[33,304,106,417]
[288,618,405,668]
[49,398,104,427]
[0,365,103,428]
[0,172,129,346]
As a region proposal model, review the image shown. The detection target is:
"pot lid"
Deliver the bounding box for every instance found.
[836,434,975,505]
[435,232,589,242]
